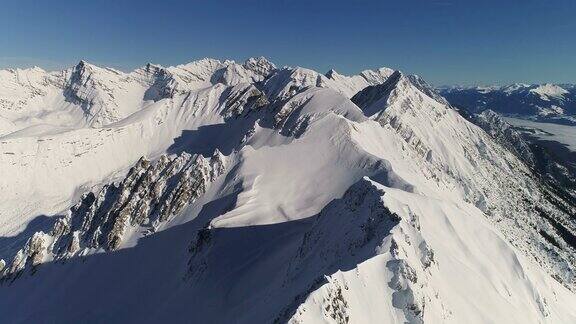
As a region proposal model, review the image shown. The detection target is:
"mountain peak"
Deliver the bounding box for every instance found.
[325,69,340,79]
[530,83,569,100]
[243,56,276,77]
[71,59,104,76]
[351,70,403,116]
[359,67,396,84]
[75,59,90,70]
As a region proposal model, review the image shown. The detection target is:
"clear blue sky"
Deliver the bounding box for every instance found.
[0,0,574,85]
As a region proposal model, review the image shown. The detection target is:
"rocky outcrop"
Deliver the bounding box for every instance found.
[473,110,536,166]
[243,56,277,79]
[221,84,269,120]
[281,179,441,323]
[474,110,576,202]
[139,63,178,101]
[351,71,402,117]
[1,150,226,280]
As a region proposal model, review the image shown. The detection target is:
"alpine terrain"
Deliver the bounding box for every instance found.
[439,84,576,125]
[1,57,576,323]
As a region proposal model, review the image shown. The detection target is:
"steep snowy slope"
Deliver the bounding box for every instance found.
[0,66,80,135]
[352,74,576,288]
[473,111,576,201]
[1,58,576,323]
[0,58,271,235]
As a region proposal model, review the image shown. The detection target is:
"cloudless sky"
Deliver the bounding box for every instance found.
[0,0,574,85]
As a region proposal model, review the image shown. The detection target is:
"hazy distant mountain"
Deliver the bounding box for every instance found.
[439,83,576,125]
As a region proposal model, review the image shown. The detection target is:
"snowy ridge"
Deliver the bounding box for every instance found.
[353,74,576,289]
[289,179,576,323]
[0,57,576,323]
[0,57,273,133]
[325,67,395,98]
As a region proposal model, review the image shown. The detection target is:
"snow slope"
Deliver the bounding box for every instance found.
[1,57,575,323]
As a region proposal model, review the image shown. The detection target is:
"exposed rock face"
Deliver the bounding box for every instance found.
[4,232,50,276]
[139,63,178,101]
[243,56,277,78]
[286,179,401,279]
[351,70,403,117]
[474,110,536,166]
[1,150,226,279]
[277,179,442,323]
[473,110,576,202]
[221,84,269,120]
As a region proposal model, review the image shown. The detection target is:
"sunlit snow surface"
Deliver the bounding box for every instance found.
[0,58,575,323]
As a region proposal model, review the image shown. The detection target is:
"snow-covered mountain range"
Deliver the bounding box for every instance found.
[439,84,576,124]
[1,57,575,323]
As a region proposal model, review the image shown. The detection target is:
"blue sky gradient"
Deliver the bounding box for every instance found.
[0,0,574,85]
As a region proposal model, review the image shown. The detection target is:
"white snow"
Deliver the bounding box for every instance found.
[501,83,530,94]
[292,180,576,323]
[530,84,569,101]
[0,57,575,323]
